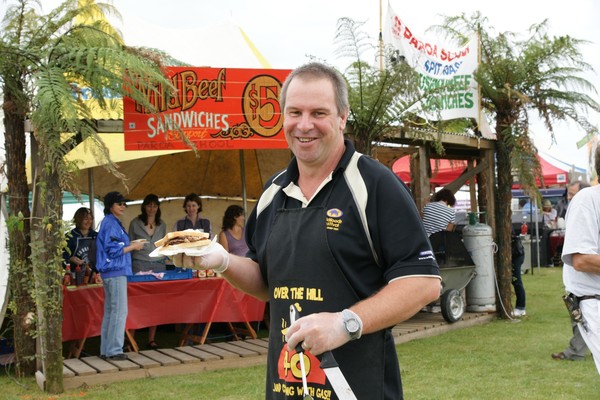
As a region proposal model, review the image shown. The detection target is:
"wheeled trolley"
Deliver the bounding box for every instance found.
[429,231,477,323]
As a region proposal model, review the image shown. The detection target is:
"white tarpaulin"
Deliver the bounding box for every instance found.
[383,3,479,121]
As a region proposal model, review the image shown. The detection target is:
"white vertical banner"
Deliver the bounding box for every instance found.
[383,3,479,121]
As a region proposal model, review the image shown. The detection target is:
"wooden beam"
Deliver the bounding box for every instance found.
[96,120,124,133]
[443,160,488,194]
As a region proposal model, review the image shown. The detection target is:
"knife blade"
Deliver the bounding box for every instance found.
[319,351,358,400]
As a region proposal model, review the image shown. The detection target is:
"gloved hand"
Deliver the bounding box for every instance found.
[285,312,348,356]
[171,242,230,274]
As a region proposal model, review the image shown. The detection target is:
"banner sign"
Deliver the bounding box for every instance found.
[383,4,479,120]
[124,67,291,151]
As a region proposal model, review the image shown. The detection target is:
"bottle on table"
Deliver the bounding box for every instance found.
[521,222,528,235]
[83,264,91,285]
[63,264,72,286]
[75,264,84,286]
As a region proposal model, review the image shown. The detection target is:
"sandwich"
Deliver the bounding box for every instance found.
[154,229,211,269]
[154,229,211,250]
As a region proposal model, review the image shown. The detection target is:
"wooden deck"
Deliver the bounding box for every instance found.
[56,311,495,390]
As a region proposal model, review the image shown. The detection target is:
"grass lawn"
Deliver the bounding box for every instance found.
[1,267,599,399]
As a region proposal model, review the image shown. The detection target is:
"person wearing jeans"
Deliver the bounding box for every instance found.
[100,276,129,358]
[96,191,144,361]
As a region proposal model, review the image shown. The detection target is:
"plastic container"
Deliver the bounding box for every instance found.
[127,268,193,282]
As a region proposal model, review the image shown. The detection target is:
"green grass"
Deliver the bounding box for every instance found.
[2,267,600,399]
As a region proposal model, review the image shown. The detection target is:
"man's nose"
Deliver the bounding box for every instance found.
[296,114,314,132]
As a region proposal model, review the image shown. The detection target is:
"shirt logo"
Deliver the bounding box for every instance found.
[326,208,343,218]
[419,250,435,261]
[326,209,343,232]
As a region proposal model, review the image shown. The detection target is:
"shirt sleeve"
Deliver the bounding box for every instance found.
[562,189,600,265]
[366,164,440,282]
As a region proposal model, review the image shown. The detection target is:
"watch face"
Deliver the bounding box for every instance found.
[346,319,360,333]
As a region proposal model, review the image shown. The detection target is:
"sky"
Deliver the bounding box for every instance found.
[22,0,600,173]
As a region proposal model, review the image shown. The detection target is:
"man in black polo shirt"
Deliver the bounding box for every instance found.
[179,62,441,399]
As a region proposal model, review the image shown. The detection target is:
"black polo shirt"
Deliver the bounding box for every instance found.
[245,140,440,300]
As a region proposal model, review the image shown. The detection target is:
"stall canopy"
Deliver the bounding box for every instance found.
[120,19,272,69]
[393,153,585,188]
[392,158,468,186]
[65,133,291,200]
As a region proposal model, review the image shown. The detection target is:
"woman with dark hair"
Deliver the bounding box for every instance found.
[63,207,97,270]
[422,188,457,237]
[173,193,211,236]
[128,194,167,273]
[96,191,145,361]
[218,205,249,257]
[128,194,167,349]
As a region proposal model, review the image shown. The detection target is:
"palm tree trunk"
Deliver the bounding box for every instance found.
[3,89,37,376]
[494,115,515,318]
[30,140,65,393]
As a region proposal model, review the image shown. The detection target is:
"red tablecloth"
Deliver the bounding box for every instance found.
[62,278,265,342]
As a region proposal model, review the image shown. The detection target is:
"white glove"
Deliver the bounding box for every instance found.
[172,242,230,274]
[285,312,348,356]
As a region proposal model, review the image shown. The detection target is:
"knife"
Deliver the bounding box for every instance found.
[289,305,313,400]
[319,351,358,400]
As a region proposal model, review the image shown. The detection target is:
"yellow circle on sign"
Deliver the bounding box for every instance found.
[242,75,283,137]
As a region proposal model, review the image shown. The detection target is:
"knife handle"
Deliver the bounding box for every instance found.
[319,351,339,368]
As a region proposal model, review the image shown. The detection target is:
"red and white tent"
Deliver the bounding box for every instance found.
[535,154,569,186]
[392,158,468,186]
[392,154,573,187]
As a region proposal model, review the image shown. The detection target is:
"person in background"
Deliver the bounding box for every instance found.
[552,180,591,361]
[422,188,457,237]
[128,194,167,350]
[96,192,145,361]
[541,199,557,227]
[173,193,211,236]
[173,193,212,340]
[519,197,537,212]
[511,234,527,317]
[63,207,97,271]
[218,205,253,334]
[218,205,249,257]
[557,148,600,374]
[176,62,441,398]
[556,181,587,221]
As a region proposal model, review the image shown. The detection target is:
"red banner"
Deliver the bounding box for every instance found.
[124,67,291,151]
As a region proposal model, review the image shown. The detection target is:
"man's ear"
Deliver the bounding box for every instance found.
[339,110,349,132]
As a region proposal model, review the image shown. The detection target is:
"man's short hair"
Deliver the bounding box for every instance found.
[280,62,349,117]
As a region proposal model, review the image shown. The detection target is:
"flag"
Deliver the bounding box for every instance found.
[383,3,479,121]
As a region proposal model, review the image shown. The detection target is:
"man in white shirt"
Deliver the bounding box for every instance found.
[560,146,600,373]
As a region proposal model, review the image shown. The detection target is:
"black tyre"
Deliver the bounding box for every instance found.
[441,289,465,323]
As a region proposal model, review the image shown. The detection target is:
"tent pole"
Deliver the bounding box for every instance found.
[239,150,247,214]
[88,169,95,222]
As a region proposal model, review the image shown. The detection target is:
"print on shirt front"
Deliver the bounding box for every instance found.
[265,195,385,399]
[250,140,439,399]
[276,303,327,398]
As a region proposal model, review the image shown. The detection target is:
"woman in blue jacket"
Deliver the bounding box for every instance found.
[96,192,145,361]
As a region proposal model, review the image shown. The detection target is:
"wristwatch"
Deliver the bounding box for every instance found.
[341,309,362,340]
